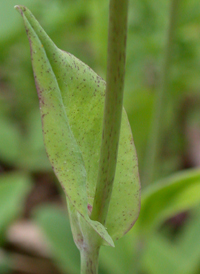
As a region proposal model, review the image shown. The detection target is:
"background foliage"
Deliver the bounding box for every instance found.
[0,0,200,273]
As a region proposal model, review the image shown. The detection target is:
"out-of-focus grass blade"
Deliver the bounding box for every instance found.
[0,117,22,165]
[141,234,183,274]
[33,205,79,274]
[138,169,200,234]
[176,206,200,273]
[0,172,32,243]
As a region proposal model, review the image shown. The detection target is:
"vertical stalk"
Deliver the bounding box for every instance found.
[142,0,180,186]
[80,247,100,274]
[91,0,129,224]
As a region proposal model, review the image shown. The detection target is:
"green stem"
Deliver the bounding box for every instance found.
[80,247,100,274]
[142,0,180,186]
[91,0,129,224]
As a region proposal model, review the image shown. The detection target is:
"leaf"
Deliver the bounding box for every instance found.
[0,0,34,43]
[15,5,140,243]
[0,172,32,242]
[34,205,79,274]
[99,234,137,274]
[141,233,184,274]
[67,198,115,249]
[175,206,200,274]
[137,168,200,234]
[0,117,22,165]
[16,4,113,248]
[18,109,51,171]
[141,207,200,274]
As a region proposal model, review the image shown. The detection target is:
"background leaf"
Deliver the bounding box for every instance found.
[0,117,22,165]
[137,168,200,234]
[34,205,80,274]
[141,207,200,274]
[0,172,32,243]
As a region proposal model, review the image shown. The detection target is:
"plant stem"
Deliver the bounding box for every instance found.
[80,247,100,274]
[91,0,129,224]
[81,0,129,272]
[142,0,180,186]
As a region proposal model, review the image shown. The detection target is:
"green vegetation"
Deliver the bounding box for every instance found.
[0,0,200,273]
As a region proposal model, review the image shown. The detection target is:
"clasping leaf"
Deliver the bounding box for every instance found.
[15,5,140,247]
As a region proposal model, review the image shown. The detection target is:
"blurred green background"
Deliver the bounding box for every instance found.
[0,0,200,273]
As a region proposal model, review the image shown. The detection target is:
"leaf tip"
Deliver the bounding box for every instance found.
[110,240,115,248]
[14,5,26,16]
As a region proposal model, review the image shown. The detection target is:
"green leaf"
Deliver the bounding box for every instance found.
[99,234,137,274]
[67,198,114,249]
[0,172,32,242]
[141,233,184,274]
[141,207,200,274]
[18,109,51,171]
[0,117,22,165]
[176,206,200,274]
[0,0,33,43]
[34,205,79,274]
[15,5,140,244]
[137,168,200,234]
